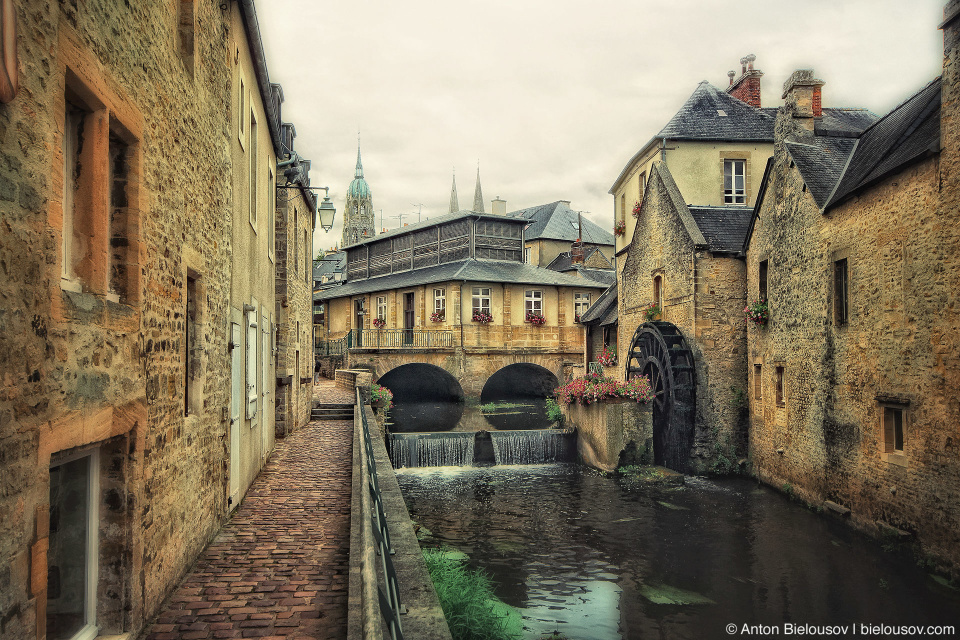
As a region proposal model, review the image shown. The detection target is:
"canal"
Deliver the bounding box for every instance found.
[397,463,960,639]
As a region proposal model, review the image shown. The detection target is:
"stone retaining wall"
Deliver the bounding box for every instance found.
[562,400,654,472]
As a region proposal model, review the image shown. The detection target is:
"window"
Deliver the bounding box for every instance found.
[433,288,446,316]
[185,273,199,416]
[267,168,275,262]
[524,247,531,264]
[238,76,246,144]
[639,171,646,202]
[246,306,258,420]
[724,159,746,204]
[883,406,904,454]
[249,111,258,230]
[620,194,626,220]
[293,208,299,274]
[178,0,195,76]
[376,296,387,322]
[472,287,490,314]
[754,364,762,401]
[574,292,591,321]
[305,229,310,284]
[48,449,100,640]
[61,76,139,302]
[775,366,785,407]
[758,260,768,301]
[835,258,848,326]
[525,290,543,317]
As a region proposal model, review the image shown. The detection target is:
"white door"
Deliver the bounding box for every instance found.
[229,321,242,510]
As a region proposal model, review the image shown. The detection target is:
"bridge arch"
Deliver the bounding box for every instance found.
[377,363,465,432]
[480,362,560,403]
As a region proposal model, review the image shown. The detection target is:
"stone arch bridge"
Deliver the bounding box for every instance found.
[346,346,581,397]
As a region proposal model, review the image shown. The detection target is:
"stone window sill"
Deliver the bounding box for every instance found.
[882,451,908,468]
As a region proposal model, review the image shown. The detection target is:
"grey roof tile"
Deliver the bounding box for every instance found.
[785,137,858,208]
[687,206,755,254]
[579,283,617,325]
[657,81,776,142]
[314,259,607,301]
[341,210,525,250]
[827,77,941,208]
[509,201,615,244]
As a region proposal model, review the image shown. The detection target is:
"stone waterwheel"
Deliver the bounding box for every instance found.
[625,321,696,473]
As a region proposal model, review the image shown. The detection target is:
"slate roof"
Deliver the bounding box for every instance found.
[784,137,858,208]
[687,206,755,254]
[826,77,941,208]
[313,258,608,301]
[578,269,617,286]
[341,210,525,250]
[313,251,345,279]
[545,246,613,272]
[509,201,615,245]
[656,81,777,142]
[579,283,618,326]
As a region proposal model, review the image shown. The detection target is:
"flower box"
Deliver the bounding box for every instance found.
[597,346,617,367]
[430,311,445,323]
[744,299,768,326]
[372,318,386,329]
[526,312,546,326]
[632,201,642,218]
[614,220,626,236]
[472,310,493,324]
[643,302,661,322]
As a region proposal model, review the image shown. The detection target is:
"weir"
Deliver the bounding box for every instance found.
[388,429,576,468]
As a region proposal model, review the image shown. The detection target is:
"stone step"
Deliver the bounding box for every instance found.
[311,404,355,420]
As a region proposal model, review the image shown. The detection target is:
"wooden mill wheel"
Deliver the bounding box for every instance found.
[625,321,696,472]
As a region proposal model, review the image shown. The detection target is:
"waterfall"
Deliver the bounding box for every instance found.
[389,433,476,468]
[490,429,573,465]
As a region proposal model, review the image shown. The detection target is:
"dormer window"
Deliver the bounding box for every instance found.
[717,109,727,116]
[724,159,746,205]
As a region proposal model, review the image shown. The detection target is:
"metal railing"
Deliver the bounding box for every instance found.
[357,387,405,640]
[351,328,453,349]
[588,361,604,375]
[316,334,348,356]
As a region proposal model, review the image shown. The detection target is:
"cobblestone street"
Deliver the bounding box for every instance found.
[145,382,355,640]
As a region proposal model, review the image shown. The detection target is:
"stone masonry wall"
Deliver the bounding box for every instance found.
[747,107,960,575]
[0,2,234,638]
[619,166,748,472]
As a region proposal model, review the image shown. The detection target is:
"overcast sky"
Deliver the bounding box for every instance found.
[257,0,946,257]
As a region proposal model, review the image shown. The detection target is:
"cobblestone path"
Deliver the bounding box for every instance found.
[145,381,354,639]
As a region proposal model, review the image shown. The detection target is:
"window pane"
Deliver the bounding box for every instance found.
[48,456,92,640]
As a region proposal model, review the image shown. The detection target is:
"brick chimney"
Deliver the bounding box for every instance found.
[726,54,763,108]
[782,69,825,133]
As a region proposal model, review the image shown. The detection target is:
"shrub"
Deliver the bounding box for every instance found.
[369,383,393,409]
[545,398,563,423]
[744,299,768,326]
[597,346,617,367]
[422,548,521,640]
[643,302,660,321]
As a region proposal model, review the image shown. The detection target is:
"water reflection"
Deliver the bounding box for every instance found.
[398,465,960,640]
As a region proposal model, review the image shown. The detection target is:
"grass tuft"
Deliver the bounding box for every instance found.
[423,548,522,640]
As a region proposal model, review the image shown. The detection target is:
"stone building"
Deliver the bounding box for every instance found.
[273,124,317,438]
[0,2,316,638]
[744,6,960,575]
[608,57,874,473]
[316,209,606,397]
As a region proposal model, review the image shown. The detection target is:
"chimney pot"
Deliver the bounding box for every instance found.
[728,70,736,85]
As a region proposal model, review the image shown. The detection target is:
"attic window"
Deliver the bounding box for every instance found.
[569,221,580,232]
[717,109,727,116]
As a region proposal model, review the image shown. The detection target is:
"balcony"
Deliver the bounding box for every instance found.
[316,328,454,355]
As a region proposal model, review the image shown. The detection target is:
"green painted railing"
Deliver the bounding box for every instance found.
[350,328,454,349]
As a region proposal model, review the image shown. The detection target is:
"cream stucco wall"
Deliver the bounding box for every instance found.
[228,4,276,502]
[664,141,772,208]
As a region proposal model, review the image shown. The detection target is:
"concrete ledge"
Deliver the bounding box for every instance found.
[823,500,851,517]
[562,400,653,472]
[348,401,451,639]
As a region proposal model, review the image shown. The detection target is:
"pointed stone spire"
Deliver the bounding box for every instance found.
[449,169,459,213]
[355,144,364,178]
[473,164,485,213]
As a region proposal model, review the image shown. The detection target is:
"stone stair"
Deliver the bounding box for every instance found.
[311,403,355,421]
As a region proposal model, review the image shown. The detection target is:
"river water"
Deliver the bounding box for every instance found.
[397,464,960,640]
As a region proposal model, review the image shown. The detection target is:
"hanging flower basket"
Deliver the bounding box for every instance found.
[643,302,661,322]
[472,310,493,324]
[526,312,546,326]
[372,318,386,329]
[632,201,642,218]
[430,311,445,323]
[597,346,617,367]
[745,299,769,326]
[614,220,626,236]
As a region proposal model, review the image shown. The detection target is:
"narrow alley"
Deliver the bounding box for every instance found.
[144,383,355,640]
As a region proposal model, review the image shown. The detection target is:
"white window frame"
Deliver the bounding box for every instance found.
[433,288,446,315]
[48,447,100,640]
[523,247,530,264]
[525,289,543,317]
[724,159,746,205]
[246,306,258,420]
[376,296,387,321]
[238,75,246,147]
[574,292,591,320]
[472,287,490,314]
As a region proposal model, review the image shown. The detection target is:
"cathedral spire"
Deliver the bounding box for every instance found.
[473,163,485,213]
[355,143,364,179]
[449,169,459,213]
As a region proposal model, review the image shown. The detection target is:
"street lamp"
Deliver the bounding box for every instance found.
[317,187,336,232]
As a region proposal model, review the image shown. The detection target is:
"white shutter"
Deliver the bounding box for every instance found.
[246,309,258,420]
[229,321,242,507]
